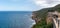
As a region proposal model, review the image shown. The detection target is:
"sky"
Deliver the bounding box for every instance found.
[0,0,60,11]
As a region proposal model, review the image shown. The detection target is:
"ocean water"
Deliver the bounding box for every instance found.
[0,11,35,28]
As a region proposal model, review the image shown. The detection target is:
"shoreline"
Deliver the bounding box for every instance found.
[29,18,36,28]
[30,14,36,28]
[30,20,36,28]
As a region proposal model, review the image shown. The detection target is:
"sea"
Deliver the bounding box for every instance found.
[0,11,35,28]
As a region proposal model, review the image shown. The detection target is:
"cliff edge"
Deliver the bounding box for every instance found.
[32,4,60,28]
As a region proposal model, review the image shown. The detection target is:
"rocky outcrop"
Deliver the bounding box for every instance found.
[32,12,41,23]
[32,4,60,28]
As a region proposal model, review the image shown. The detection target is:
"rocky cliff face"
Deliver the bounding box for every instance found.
[32,4,60,24]
[32,4,60,28]
[32,12,41,23]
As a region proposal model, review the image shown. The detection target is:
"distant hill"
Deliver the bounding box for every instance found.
[32,4,60,28]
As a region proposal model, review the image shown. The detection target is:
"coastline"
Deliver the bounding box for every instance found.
[29,14,36,28]
[30,19,36,28]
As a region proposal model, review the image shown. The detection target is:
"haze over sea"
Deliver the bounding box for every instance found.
[0,11,35,28]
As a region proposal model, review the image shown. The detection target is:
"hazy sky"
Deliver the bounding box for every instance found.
[0,0,60,11]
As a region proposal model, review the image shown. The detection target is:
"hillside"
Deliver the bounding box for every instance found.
[32,4,60,28]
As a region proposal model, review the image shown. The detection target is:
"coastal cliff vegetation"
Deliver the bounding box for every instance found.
[32,4,60,28]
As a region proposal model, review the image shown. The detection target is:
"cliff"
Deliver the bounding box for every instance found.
[32,4,60,28]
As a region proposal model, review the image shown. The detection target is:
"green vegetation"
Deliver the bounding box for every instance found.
[32,4,60,28]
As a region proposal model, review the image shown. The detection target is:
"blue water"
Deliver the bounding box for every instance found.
[0,11,35,28]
